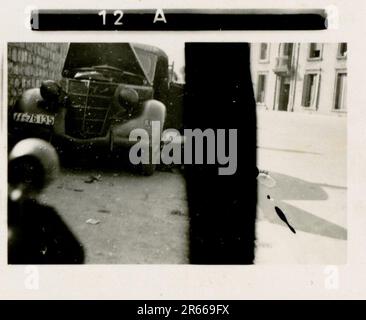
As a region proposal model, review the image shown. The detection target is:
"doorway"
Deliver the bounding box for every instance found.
[278,78,290,111]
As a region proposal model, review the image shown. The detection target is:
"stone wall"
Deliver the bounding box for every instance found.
[8,43,68,107]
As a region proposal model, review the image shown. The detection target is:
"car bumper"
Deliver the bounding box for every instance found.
[51,130,141,155]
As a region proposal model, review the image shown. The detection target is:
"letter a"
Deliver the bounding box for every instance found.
[154,9,167,23]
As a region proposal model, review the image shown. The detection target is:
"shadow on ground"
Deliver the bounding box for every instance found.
[258,171,347,240]
[59,151,182,176]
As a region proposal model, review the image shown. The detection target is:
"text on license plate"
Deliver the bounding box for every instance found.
[13,113,55,126]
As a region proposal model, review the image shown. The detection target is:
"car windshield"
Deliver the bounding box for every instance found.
[133,47,158,83]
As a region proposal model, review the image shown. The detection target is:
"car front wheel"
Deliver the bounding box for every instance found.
[140,140,160,176]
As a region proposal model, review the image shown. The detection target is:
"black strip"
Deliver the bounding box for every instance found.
[31,9,327,31]
[184,43,257,264]
[0,300,354,318]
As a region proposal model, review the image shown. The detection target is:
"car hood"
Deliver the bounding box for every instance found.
[62,43,150,83]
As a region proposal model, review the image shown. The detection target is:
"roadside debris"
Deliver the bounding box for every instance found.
[98,209,111,214]
[257,170,276,188]
[275,206,296,234]
[170,209,185,216]
[84,174,102,184]
[266,195,296,234]
[86,218,101,225]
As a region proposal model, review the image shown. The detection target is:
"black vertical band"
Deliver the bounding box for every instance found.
[184,43,257,264]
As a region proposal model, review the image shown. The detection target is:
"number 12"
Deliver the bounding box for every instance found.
[98,10,123,25]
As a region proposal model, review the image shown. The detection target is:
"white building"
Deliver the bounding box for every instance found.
[250,43,347,115]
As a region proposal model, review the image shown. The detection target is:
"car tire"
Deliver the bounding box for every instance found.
[141,163,156,176]
[140,140,160,176]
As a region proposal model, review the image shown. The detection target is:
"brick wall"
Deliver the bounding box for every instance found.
[8,43,68,107]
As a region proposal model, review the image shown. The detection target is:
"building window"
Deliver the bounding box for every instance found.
[302,72,321,109]
[281,43,293,57]
[308,43,322,60]
[337,43,347,59]
[334,72,347,111]
[256,74,267,103]
[259,43,269,62]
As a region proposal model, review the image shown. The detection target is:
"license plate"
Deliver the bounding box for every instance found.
[13,112,55,126]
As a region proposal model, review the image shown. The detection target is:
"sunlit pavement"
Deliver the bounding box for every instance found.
[38,109,346,264]
[255,110,347,264]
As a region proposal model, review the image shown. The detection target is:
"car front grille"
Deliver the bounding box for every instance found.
[65,79,118,139]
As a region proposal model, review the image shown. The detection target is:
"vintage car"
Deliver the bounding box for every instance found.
[9,43,184,175]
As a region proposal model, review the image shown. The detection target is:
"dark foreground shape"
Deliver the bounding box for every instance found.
[8,138,84,264]
[185,43,257,264]
[8,199,85,264]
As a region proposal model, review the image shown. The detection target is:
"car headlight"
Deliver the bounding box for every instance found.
[40,80,61,103]
[117,87,139,111]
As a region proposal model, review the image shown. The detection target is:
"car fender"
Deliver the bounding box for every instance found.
[110,99,166,150]
[142,99,166,124]
[12,88,46,114]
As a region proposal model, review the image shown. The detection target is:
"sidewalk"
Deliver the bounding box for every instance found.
[255,110,347,264]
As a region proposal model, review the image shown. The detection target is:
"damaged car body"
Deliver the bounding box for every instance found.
[9,43,183,175]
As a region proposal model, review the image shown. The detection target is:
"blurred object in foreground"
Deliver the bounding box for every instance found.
[8,138,84,264]
[257,170,277,188]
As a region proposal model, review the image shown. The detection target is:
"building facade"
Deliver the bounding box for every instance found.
[250,43,347,115]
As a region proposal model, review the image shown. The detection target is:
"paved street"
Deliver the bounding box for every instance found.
[255,110,347,264]
[38,110,346,264]
[39,166,189,264]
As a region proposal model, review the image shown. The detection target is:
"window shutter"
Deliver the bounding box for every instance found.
[256,74,266,103]
[302,74,310,106]
[342,74,347,110]
[314,74,321,109]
